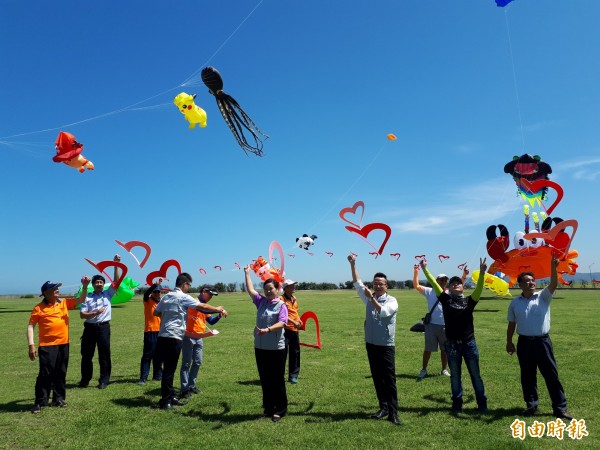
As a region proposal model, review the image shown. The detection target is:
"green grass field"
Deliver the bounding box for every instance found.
[1,288,598,449]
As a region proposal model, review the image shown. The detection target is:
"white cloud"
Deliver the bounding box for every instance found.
[383,178,520,234]
[554,157,600,182]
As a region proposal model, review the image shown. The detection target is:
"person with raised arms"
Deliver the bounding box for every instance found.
[421,258,488,413]
[347,253,400,426]
[506,256,574,420]
[244,266,289,422]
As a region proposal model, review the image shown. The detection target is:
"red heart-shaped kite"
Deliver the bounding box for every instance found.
[146,259,182,286]
[521,179,564,215]
[524,219,578,258]
[346,222,392,255]
[115,239,152,268]
[339,201,365,230]
[84,258,128,289]
[299,311,322,350]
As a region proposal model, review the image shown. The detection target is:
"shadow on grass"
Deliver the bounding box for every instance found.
[0,399,35,413]
[112,396,157,409]
[237,379,261,387]
[416,393,523,422]
[182,401,368,427]
[474,309,500,313]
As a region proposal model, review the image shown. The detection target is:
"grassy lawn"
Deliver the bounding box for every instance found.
[0,288,597,449]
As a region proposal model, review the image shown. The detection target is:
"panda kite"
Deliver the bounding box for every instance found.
[296,234,317,250]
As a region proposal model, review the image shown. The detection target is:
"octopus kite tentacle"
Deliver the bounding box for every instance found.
[201,66,268,156]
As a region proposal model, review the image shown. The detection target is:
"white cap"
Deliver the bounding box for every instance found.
[282,279,297,288]
[436,274,448,280]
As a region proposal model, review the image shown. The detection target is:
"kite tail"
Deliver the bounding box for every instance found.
[221,95,268,156]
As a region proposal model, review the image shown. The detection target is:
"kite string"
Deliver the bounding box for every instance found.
[0,0,265,142]
[308,139,390,234]
[180,0,265,87]
[504,9,526,152]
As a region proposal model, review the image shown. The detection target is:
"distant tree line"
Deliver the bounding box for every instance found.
[136,279,597,295]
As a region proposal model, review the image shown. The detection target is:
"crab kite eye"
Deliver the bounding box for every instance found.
[514,231,528,250]
[530,236,544,248]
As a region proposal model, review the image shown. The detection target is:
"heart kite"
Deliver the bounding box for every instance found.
[269,241,285,282]
[146,259,182,286]
[520,179,564,215]
[524,219,578,258]
[438,254,450,263]
[115,240,152,268]
[84,258,128,289]
[299,311,322,350]
[339,201,365,230]
[345,222,392,255]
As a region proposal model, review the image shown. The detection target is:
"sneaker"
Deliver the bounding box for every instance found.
[31,404,42,414]
[290,377,298,384]
[152,376,162,381]
[441,369,450,377]
[137,380,146,386]
[77,381,89,388]
[417,369,427,380]
[189,387,202,394]
[181,391,193,399]
[51,400,67,408]
[98,383,108,390]
[272,414,282,423]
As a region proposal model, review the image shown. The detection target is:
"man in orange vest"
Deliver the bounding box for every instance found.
[180,285,224,398]
[281,280,302,384]
[27,281,70,414]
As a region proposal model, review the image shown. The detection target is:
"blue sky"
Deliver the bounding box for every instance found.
[1,0,599,294]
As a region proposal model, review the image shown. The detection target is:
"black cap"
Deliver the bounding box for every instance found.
[200,285,219,296]
[40,281,62,297]
[448,276,463,285]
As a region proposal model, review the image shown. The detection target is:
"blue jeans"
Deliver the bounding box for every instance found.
[180,337,203,393]
[444,338,486,409]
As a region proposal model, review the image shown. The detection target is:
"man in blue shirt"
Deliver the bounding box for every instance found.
[506,256,574,420]
[154,273,227,410]
[78,254,122,389]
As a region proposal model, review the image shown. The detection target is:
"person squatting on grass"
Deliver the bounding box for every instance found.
[506,256,574,420]
[27,281,70,414]
[153,273,227,410]
[347,253,401,426]
[137,283,163,385]
[179,284,223,399]
[281,279,302,384]
[244,266,289,423]
[78,254,123,390]
[421,257,488,413]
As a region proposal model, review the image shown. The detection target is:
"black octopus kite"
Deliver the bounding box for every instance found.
[201,66,268,156]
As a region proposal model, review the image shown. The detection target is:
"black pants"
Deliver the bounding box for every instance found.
[255,348,288,416]
[517,335,567,411]
[35,344,69,405]
[80,321,111,385]
[366,343,398,414]
[140,331,163,381]
[284,329,301,379]
[156,336,182,403]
